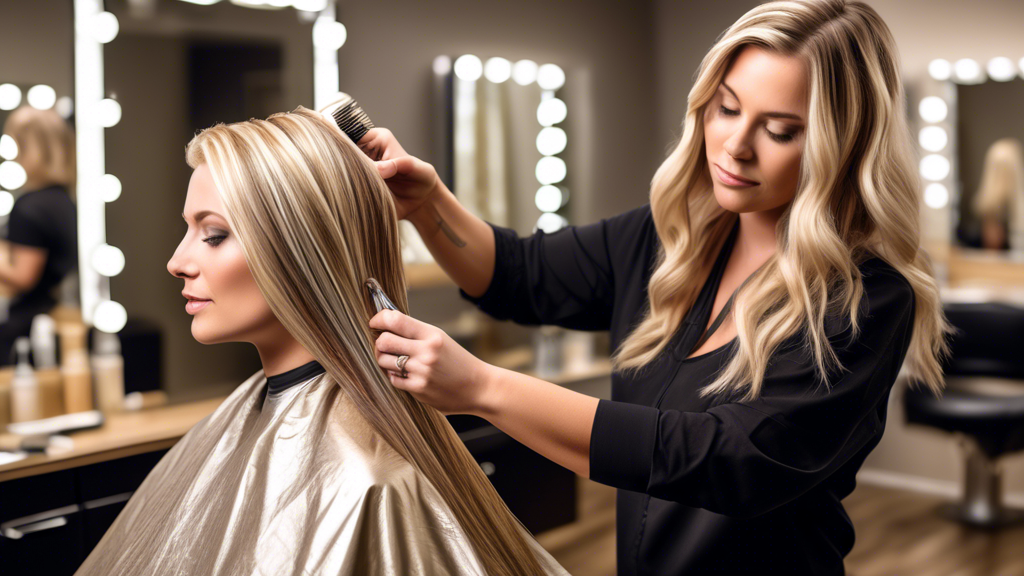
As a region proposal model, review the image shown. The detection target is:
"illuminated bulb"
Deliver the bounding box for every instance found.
[987,57,1016,82]
[953,58,982,83]
[99,174,122,202]
[0,161,28,190]
[536,127,567,155]
[92,244,126,277]
[484,57,512,83]
[55,96,74,118]
[537,63,566,90]
[433,55,452,76]
[918,96,947,123]
[535,185,563,213]
[454,55,483,81]
[97,98,122,128]
[91,11,119,44]
[0,84,22,110]
[313,17,346,50]
[512,59,538,85]
[94,300,128,333]
[536,212,568,234]
[27,85,56,110]
[918,126,948,152]
[535,156,567,185]
[928,59,952,81]
[923,183,949,209]
[293,0,328,10]
[0,191,12,216]
[537,98,567,126]
[0,134,17,160]
[919,154,950,181]
[178,0,223,4]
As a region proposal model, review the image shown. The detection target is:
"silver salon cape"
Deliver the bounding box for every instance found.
[75,366,569,575]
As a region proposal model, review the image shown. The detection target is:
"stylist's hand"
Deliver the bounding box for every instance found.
[357,127,441,221]
[370,309,497,416]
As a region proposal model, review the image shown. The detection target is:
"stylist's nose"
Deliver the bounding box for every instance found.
[167,239,197,279]
[723,124,754,161]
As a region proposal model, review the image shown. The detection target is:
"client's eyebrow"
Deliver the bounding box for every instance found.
[182,210,225,223]
[721,83,805,122]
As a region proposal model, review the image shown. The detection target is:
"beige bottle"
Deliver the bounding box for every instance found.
[59,322,93,413]
[10,337,42,422]
[91,329,124,414]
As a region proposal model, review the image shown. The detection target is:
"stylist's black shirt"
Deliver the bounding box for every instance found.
[1,185,77,363]
[460,204,914,576]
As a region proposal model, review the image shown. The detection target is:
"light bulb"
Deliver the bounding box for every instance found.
[0,134,17,161]
[537,63,565,90]
[91,11,119,44]
[987,57,1016,82]
[535,185,563,213]
[313,18,346,50]
[953,58,982,83]
[536,156,567,185]
[928,59,952,81]
[454,55,483,81]
[919,154,950,181]
[99,174,122,202]
[923,183,949,209]
[918,126,948,152]
[484,57,512,83]
[94,300,128,333]
[0,191,13,216]
[0,161,28,190]
[27,85,56,110]
[0,84,22,111]
[512,60,538,86]
[98,98,122,127]
[92,244,126,277]
[536,212,568,234]
[918,96,947,123]
[537,98,567,126]
[536,127,567,156]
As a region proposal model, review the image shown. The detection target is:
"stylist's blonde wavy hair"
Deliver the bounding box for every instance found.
[613,0,951,400]
[185,107,542,575]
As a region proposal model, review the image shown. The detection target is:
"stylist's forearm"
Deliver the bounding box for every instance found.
[475,365,600,478]
[406,183,496,298]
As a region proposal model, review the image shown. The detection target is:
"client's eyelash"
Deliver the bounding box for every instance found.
[718,106,797,144]
[203,235,227,247]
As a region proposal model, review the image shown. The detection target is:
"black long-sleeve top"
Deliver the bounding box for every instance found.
[460,204,915,576]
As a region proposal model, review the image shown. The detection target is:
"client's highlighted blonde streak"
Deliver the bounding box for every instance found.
[185,106,543,575]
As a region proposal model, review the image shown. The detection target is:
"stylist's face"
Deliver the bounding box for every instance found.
[167,164,279,345]
[703,45,807,215]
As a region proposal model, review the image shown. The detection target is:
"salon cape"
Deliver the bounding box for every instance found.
[75,364,568,576]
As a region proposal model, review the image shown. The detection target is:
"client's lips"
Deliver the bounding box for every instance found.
[183,291,212,315]
[715,164,759,186]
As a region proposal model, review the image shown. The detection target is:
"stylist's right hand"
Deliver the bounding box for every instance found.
[358,127,440,220]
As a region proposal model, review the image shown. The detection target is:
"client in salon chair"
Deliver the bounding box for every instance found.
[75,107,568,576]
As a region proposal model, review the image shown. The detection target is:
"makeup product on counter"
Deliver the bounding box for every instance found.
[10,337,42,423]
[59,322,94,413]
[123,389,168,411]
[0,366,11,428]
[92,329,125,414]
[30,313,58,368]
[35,367,65,418]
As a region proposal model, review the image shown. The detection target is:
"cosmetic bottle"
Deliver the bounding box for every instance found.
[59,322,94,413]
[31,314,65,416]
[10,337,42,423]
[92,329,124,414]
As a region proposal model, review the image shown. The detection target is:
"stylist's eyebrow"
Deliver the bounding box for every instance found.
[721,83,805,122]
[182,210,225,223]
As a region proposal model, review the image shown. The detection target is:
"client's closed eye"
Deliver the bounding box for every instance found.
[203,235,227,246]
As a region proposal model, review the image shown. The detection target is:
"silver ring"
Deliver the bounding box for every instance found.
[396,354,410,377]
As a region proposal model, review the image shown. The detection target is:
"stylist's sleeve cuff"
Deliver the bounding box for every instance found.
[589,398,659,493]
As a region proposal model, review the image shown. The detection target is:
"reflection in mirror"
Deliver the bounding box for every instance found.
[0,84,79,366]
[954,78,1024,251]
[426,54,569,264]
[102,0,316,399]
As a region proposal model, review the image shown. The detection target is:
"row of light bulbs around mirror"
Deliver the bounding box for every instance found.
[913,56,1024,211]
[440,54,571,234]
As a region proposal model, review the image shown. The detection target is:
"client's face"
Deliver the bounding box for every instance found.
[167,164,280,345]
[703,45,807,216]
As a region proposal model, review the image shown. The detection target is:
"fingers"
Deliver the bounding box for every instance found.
[374,330,417,357]
[368,309,431,340]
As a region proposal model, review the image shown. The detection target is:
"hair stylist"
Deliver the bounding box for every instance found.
[0,106,78,365]
[365,1,950,574]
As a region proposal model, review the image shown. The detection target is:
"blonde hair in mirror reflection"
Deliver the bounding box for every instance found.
[972,137,1024,221]
[185,107,542,575]
[2,105,76,198]
[613,0,952,400]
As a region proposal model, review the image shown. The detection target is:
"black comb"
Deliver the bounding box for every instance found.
[320,93,375,144]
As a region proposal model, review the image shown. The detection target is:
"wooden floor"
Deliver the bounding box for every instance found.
[535,478,1024,576]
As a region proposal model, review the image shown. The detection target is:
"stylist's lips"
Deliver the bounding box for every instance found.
[183,292,212,314]
[715,164,759,187]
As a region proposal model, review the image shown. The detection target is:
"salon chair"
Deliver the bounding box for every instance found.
[904,302,1024,528]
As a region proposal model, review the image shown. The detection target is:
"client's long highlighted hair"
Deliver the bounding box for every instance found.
[613,0,951,399]
[185,107,542,575]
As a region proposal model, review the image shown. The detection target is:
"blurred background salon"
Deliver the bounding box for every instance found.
[2,1,1024,575]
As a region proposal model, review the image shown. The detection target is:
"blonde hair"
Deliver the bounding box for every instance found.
[2,105,76,198]
[613,0,951,400]
[185,107,543,575]
[972,137,1024,220]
